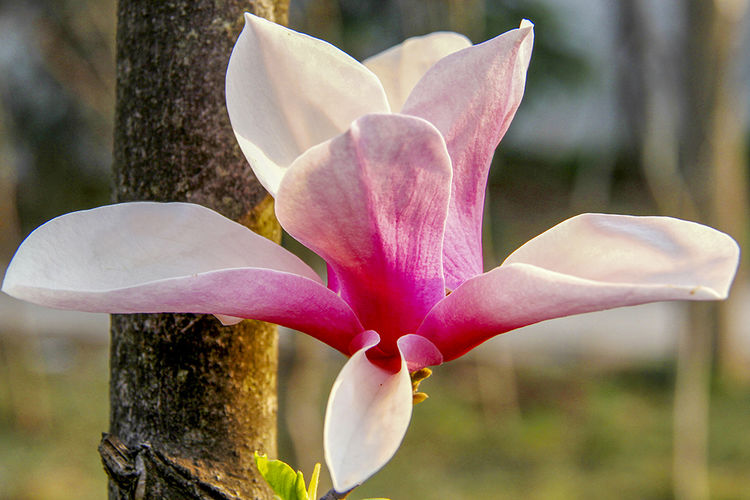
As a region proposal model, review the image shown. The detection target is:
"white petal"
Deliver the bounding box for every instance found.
[2,202,320,294]
[324,341,413,492]
[226,13,389,196]
[363,31,471,112]
[502,213,739,297]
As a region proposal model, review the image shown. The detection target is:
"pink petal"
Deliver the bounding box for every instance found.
[347,329,381,355]
[363,31,471,112]
[226,13,389,196]
[417,214,740,361]
[2,202,363,352]
[397,334,443,371]
[276,114,451,351]
[403,20,534,289]
[324,335,413,492]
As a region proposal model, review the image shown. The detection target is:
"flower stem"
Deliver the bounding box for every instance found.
[319,487,354,499]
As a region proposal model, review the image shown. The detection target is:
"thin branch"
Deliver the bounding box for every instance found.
[320,487,354,500]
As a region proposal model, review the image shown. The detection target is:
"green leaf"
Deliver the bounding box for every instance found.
[254,452,309,500]
[307,462,321,499]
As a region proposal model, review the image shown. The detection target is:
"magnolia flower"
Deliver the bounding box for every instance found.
[1,15,741,496]
[226,14,532,290]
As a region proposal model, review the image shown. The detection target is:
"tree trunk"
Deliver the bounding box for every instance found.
[0,102,20,263]
[617,2,749,498]
[673,2,748,499]
[102,1,289,498]
[704,0,749,384]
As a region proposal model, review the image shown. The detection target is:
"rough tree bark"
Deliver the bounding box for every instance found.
[101,1,289,499]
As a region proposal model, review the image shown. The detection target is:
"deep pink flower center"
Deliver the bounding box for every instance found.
[364,345,402,373]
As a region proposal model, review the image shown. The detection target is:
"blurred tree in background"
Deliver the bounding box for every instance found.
[0,0,114,238]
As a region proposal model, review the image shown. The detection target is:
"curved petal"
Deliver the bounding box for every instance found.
[363,31,471,112]
[417,214,740,361]
[397,334,443,371]
[276,114,451,349]
[2,202,363,352]
[503,214,740,288]
[348,329,381,355]
[403,20,534,289]
[226,13,390,196]
[3,202,320,288]
[324,337,413,493]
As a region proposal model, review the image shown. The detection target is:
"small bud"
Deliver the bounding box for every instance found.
[410,368,432,405]
[412,392,429,405]
[410,367,432,388]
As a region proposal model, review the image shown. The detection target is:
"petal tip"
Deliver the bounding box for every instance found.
[1,270,13,294]
[214,314,244,326]
[242,11,267,28]
[0,281,16,298]
[397,334,443,371]
[324,348,413,493]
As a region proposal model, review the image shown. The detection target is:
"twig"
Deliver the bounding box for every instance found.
[319,487,354,499]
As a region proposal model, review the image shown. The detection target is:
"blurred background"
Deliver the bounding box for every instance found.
[1,0,749,498]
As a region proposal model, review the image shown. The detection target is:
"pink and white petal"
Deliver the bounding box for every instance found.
[348,329,381,355]
[276,114,451,346]
[403,20,534,289]
[2,202,364,352]
[417,214,739,361]
[3,202,320,290]
[397,334,443,371]
[363,31,471,112]
[324,341,413,493]
[502,214,739,290]
[9,268,363,353]
[226,13,389,196]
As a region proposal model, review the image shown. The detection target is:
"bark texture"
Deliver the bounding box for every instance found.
[105,1,289,498]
